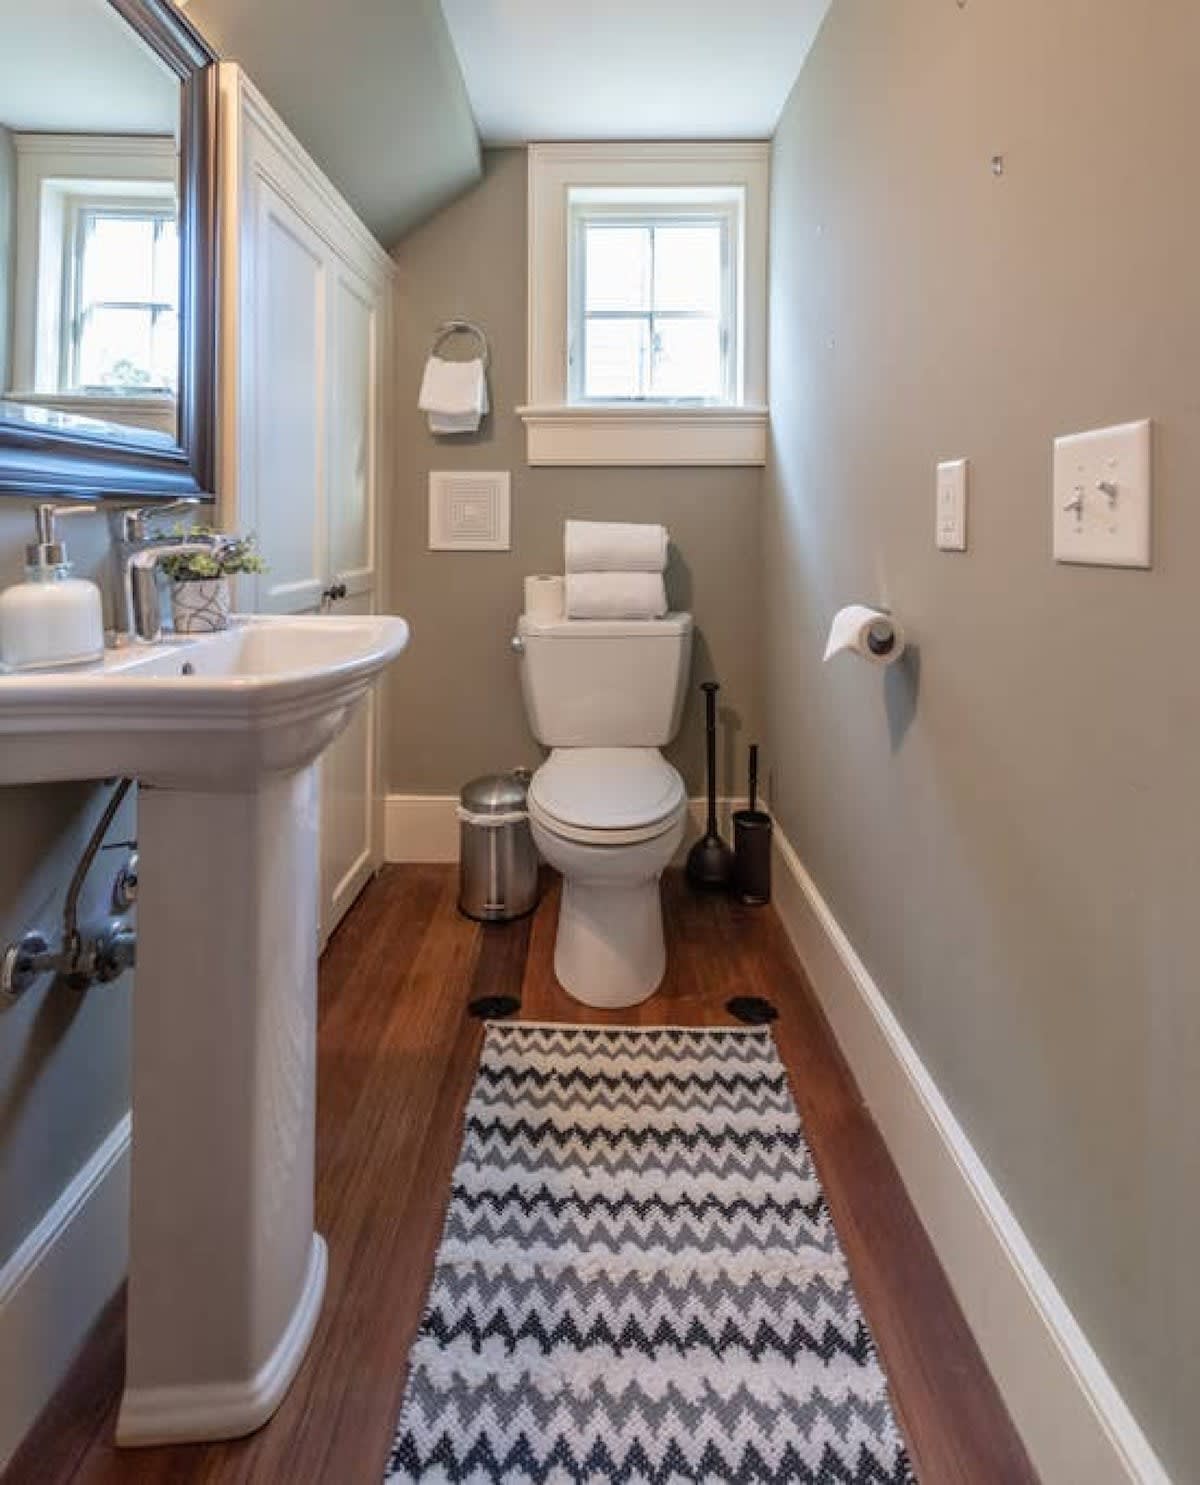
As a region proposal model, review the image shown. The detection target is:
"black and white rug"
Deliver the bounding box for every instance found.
[387,1022,915,1483]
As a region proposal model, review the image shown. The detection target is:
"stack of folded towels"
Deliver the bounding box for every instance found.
[564,520,669,619]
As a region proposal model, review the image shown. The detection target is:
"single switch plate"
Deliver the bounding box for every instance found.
[936,458,968,551]
[1053,419,1152,568]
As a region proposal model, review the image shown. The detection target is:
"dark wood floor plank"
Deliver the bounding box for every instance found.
[3,865,1035,1485]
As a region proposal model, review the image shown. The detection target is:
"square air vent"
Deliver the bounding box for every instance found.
[428,471,511,551]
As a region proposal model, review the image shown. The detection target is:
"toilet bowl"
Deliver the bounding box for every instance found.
[528,748,688,1007]
[514,611,693,1008]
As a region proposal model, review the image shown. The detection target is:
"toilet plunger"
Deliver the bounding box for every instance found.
[686,681,734,889]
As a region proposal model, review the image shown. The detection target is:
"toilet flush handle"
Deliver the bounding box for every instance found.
[510,635,525,655]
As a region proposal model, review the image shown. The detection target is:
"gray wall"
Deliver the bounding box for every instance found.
[387,149,763,799]
[0,504,134,1269]
[765,1,1199,1476]
[187,0,481,245]
[0,124,14,391]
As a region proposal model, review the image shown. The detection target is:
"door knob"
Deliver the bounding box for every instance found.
[320,580,348,611]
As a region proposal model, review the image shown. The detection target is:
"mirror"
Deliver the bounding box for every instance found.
[0,0,216,497]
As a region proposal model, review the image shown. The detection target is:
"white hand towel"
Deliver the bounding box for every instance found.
[565,572,668,620]
[565,520,668,573]
[419,356,488,434]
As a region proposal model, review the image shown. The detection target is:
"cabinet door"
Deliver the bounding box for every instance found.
[319,266,387,940]
[239,151,329,613]
[326,261,378,604]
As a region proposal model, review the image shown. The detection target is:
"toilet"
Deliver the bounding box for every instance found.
[515,610,693,1008]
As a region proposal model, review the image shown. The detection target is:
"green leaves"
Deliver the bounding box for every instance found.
[160,526,267,583]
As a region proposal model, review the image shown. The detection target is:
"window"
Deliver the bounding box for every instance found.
[8,133,179,417]
[66,203,179,395]
[523,144,769,467]
[569,205,736,404]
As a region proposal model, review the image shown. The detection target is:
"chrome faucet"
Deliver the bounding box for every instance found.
[111,498,232,645]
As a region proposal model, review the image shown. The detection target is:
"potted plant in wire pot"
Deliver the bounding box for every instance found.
[160,529,267,635]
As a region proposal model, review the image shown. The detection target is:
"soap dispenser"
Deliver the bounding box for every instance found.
[0,503,106,671]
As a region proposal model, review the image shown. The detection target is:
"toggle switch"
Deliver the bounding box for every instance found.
[1053,420,1151,568]
[936,458,969,551]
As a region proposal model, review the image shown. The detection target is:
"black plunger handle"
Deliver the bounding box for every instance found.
[748,744,758,814]
[702,682,720,835]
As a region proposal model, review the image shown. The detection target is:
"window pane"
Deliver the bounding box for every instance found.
[584,225,651,312]
[150,309,180,389]
[76,306,159,390]
[651,318,723,400]
[153,218,180,308]
[584,316,650,399]
[652,224,723,314]
[81,215,157,305]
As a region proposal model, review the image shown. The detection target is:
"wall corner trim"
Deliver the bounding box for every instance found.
[769,824,1170,1485]
[0,1112,131,1470]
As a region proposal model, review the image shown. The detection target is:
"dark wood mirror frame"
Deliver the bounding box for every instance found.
[0,0,218,501]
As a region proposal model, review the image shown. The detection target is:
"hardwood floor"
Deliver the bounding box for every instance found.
[3,867,1037,1485]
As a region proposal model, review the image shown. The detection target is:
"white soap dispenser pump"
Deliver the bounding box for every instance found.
[0,503,106,672]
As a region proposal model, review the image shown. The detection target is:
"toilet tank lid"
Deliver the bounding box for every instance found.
[518,612,693,639]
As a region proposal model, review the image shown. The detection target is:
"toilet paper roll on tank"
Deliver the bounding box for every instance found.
[824,605,906,666]
[524,575,566,621]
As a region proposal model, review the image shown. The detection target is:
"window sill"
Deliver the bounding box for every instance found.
[516,403,769,467]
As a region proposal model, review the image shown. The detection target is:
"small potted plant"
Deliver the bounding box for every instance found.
[161,529,267,635]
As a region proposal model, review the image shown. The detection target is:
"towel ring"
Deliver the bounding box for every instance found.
[429,319,489,369]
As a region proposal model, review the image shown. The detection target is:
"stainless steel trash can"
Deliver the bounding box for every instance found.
[458,770,539,922]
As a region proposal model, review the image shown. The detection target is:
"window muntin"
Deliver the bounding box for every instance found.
[568,204,737,405]
[64,203,179,395]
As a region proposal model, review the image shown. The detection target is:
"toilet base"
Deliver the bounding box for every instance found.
[554,876,666,1008]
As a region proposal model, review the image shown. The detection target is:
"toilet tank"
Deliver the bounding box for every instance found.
[517,613,693,747]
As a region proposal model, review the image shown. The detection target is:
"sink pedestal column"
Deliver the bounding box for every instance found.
[116,763,328,1446]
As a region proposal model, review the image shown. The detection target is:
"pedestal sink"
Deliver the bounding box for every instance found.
[0,615,409,1445]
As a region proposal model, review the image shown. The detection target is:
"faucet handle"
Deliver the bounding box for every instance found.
[119,496,204,542]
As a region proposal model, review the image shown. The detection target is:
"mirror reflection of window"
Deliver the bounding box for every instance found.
[70,200,179,395]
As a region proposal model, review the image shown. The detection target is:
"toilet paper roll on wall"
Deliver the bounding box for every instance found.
[823,605,906,666]
[524,575,565,621]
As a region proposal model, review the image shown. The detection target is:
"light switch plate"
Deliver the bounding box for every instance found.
[428,471,511,551]
[936,458,969,551]
[1053,419,1152,568]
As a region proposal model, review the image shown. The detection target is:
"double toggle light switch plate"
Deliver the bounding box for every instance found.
[1053,419,1152,568]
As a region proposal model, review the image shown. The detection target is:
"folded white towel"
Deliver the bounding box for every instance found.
[565,520,668,574]
[565,572,668,620]
[419,356,488,434]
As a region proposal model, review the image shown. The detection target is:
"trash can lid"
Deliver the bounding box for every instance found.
[460,770,531,817]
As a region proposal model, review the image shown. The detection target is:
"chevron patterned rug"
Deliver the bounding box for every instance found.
[386,1022,915,1483]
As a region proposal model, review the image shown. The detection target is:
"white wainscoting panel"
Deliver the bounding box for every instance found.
[0,1115,131,1470]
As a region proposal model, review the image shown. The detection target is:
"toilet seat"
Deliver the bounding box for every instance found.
[528,748,686,846]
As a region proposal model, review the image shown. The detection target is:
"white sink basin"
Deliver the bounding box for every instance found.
[0,614,410,788]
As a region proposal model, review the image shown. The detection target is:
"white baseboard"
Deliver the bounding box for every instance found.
[770,825,1169,1485]
[0,1113,131,1470]
[385,793,746,864]
[115,1234,327,1447]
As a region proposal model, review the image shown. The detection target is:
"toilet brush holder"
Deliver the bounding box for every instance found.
[732,743,772,905]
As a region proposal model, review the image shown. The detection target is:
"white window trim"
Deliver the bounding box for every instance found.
[521,142,769,467]
[9,132,178,402]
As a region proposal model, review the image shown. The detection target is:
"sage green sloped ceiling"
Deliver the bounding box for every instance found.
[185,0,481,245]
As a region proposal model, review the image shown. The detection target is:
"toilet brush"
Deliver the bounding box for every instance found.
[686,681,734,889]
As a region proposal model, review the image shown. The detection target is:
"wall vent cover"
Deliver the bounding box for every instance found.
[428,471,511,551]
